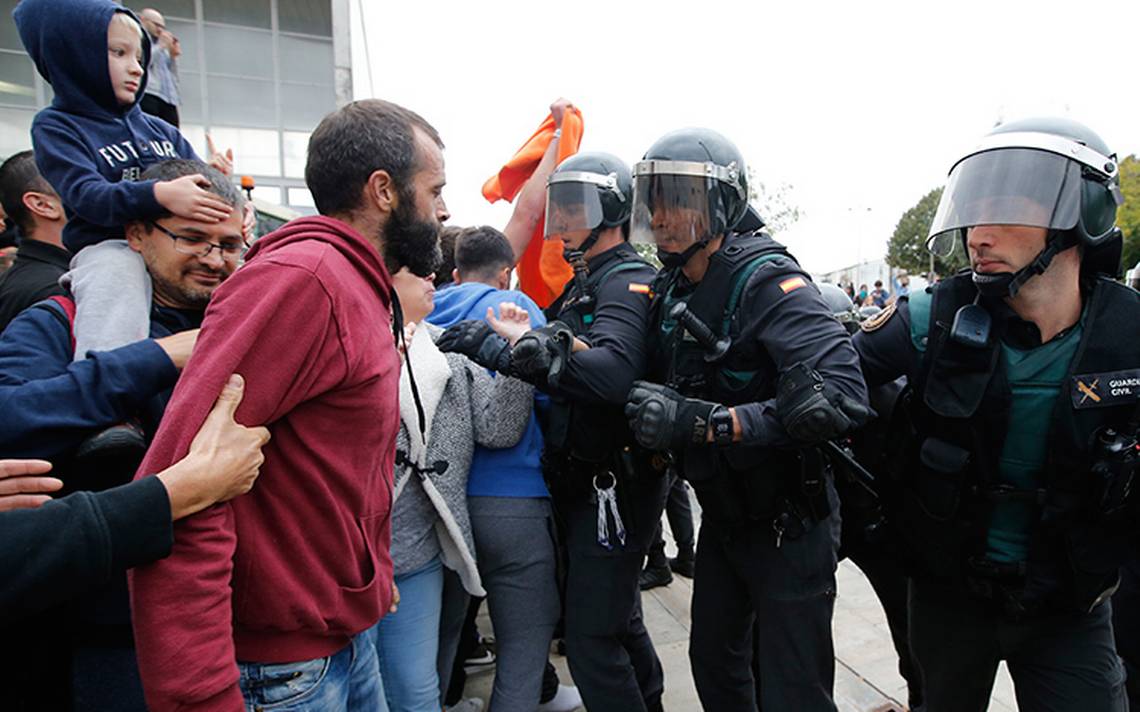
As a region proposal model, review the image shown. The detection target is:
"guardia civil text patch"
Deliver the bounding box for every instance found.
[1071,370,1140,409]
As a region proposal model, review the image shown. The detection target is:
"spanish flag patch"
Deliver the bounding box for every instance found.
[779,277,807,294]
[628,283,652,295]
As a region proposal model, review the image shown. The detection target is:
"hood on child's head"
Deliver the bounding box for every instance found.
[14,0,152,117]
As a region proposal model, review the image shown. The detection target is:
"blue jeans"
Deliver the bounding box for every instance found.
[375,557,444,712]
[238,624,387,711]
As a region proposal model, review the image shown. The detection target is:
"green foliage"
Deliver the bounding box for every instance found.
[886,187,967,277]
[747,167,801,235]
[1118,155,1140,276]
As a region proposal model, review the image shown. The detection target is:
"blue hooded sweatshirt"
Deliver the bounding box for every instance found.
[14,0,200,253]
[428,282,550,498]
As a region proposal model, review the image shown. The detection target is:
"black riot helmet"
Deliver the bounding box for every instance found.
[819,282,861,334]
[631,128,750,270]
[544,152,632,260]
[927,117,1124,298]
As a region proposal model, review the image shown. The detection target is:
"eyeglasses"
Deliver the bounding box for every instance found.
[150,221,245,261]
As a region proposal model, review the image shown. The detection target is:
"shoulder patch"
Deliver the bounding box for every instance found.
[860,301,897,332]
[778,276,807,294]
[628,283,652,295]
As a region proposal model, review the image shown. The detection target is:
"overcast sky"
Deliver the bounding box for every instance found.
[348,0,1140,275]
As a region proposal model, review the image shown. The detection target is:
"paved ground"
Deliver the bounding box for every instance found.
[463,494,1019,711]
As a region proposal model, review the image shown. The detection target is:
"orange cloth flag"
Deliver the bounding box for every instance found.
[482,108,584,308]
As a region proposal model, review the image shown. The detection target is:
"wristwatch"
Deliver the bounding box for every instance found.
[710,406,735,446]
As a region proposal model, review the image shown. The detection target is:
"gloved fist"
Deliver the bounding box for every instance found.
[776,363,873,443]
[511,321,575,386]
[624,381,722,451]
[436,320,511,373]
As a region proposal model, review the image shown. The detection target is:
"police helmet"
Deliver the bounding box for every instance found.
[819,283,861,334]
[630,128,750,251]
[544,152,632,241]
[858,305,883,320]
[927,117,1122,258]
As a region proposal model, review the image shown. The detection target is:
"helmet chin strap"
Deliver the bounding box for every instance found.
[657,237,710,271]
[563,226,603,266]
[972,230,1075,299]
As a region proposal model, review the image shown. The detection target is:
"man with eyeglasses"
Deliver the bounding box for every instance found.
[0,158,244,711]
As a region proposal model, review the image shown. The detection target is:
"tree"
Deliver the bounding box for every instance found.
[748,167,801,235]
[631,169,802,266]
[1118,154,1139,276]
[886,187,967,277]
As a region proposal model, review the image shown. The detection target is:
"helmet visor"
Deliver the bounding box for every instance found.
[544,181,605,240]
[927,148,1082,257]
[630,172,719,248]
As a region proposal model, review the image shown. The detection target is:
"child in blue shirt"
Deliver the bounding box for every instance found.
[14,0,238,359]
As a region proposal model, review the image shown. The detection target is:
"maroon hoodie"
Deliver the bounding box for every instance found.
[129,216,400,711]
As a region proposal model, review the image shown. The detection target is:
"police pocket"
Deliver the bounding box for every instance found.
[716,368,758,397]
[915,437,971,521]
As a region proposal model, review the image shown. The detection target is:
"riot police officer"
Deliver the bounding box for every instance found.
[854,117,1139,711]
[439,152,668,712]
[622,128,870,711]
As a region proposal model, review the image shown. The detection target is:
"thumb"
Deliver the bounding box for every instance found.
[206,132,217,155]
[210,374,245,421]
[226,148,234,161]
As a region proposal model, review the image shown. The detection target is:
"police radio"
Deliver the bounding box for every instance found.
[1091,404,1140,519]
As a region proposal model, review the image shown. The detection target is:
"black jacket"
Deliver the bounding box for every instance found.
[0,475,172,623]
[0,238,70,333]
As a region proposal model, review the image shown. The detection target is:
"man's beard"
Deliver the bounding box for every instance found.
[152,266,225,309]
[382,188,442,277]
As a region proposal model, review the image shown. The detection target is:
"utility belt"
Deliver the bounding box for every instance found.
[542,445,664,495]
[696,445,832,545]
[544,446,667,551]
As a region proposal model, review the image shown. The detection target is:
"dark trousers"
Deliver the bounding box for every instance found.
[555,470,668,712]
[690,511,839,712]
[1113,558,1140,711]
[910,579,1128,712]
[848,547,924,710]
[646,473,695,567]
[139,94,179,127]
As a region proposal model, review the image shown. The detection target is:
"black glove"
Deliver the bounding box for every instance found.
[510,321,575,387]
[776,363,873,443]
[436,319,511,373]
[624,381,724,451]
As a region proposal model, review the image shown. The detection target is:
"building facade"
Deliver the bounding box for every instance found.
[1,0,351,213]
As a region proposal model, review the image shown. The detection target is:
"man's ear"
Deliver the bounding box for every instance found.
[124,221,148,254]
[21,191,63,222]
[451,267,461,285]
[498,266,511,290]
[365,169,396,216]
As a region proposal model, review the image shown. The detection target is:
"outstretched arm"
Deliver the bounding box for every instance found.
[502,98,574,263]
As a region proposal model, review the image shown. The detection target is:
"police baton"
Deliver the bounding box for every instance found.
[669,302,730,362]
[823,440,878,496]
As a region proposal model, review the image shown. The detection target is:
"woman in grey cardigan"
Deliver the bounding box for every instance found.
[376,267,532,712]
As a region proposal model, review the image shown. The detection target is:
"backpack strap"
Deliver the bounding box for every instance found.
[33,295,77,353]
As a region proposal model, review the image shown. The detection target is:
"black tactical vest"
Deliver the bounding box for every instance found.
[901,272,1140,614]
[543,253,651,464]
[647,233,829,526]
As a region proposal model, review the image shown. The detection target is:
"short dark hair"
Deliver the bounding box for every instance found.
[305,99,443,218]
[434,226,461,288]
[0,151,54,234]
[454,226,515,282]
[139,159,245,220]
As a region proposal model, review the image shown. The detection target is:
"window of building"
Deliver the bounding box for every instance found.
[278,0,333,36]
[0,107,34,158]
[208,126,281,176]
[203,0,271,29]
[283,131,310,179]
[0,52,37,107]
[287,187,316,208]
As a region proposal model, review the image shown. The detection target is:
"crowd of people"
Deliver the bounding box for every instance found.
[2,1,1140,712]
